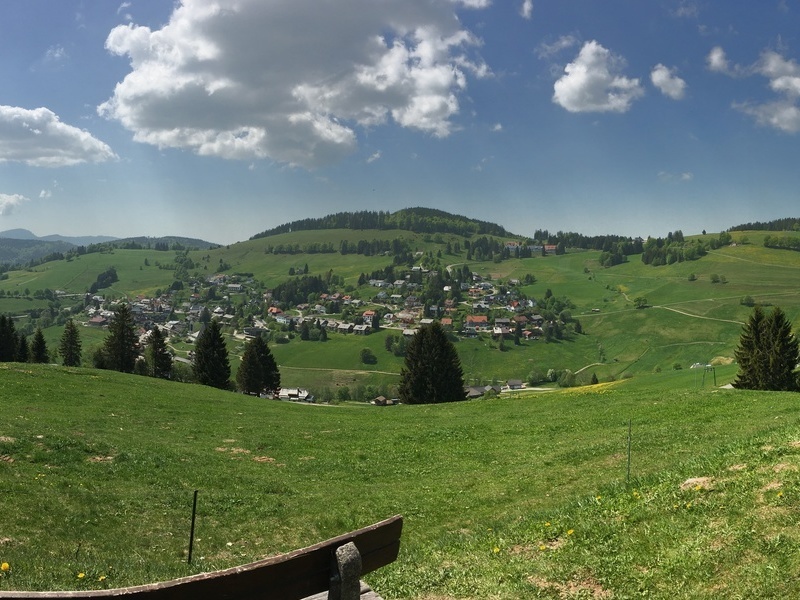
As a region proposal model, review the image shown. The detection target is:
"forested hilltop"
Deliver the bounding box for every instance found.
[728,217,800,232]
[250,207,513,239]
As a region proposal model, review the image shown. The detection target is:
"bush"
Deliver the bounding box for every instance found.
[360,348,377,364]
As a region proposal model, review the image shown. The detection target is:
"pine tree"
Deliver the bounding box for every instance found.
[193,319,231,389]
[0,315,18,362]
[30,328,49,364]
[102,304,139,373]
[734,306,799,391]
[16,335,29,363]
[59,319,82,367]
[733,306,767,390]
[764,306,800,391]
[236,336,280,396]
[399,322,465,404]
[146,326,173,379]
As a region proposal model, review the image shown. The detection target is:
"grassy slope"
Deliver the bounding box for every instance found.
[2,364,800,598]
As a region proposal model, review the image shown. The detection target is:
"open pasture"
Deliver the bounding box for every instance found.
[2,364,800,598]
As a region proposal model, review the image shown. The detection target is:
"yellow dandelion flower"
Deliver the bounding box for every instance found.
[777,492,784,498]
[567,529,574,536]
[77,573,85,579]
[98,575,107,582]
[544,522,551,527]
[685,502,692,508]
[1,562,9,572]
[539,544,547,551]
[493,547,500,553]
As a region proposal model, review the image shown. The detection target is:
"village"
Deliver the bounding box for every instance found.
[78,263,569,402]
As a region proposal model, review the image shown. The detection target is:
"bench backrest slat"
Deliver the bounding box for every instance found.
[0,516,403,600]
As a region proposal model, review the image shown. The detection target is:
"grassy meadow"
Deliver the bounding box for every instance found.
[3,230,800,392]
[2,363,800,598]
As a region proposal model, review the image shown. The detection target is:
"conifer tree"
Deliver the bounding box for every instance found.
[59,319,82,367]
[399,321,465,404]
[734,305,799,391]
[764,306,800,391]
[733,305,766,390]
[146,326,173,379]
[30,328,49,364]
[236,336,280,396]
[0,315,18,362]
[193,319,230,389]
[16,335,29,363]
[102,304,138,373]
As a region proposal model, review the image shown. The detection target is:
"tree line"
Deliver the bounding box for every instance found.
[250,207,512,240]
[0,315,80,366]
[90,305,281,396]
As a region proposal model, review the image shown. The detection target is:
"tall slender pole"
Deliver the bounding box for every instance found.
[626,419,632,484]
[188,490,199,564]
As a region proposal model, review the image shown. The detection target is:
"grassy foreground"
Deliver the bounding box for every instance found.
[1,364,800,598]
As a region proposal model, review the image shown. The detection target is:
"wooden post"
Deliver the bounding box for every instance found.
[626,419,632,484]
[188,490,199,564]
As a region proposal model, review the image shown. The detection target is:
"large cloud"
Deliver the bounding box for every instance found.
[99,0,489,168]
[0,193,29,216]
[709,47,800,133]
[0,106,116,167]
[552,41,643,113]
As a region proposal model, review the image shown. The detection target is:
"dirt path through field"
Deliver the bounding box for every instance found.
[655,305,744,325]
[278,365,400,376]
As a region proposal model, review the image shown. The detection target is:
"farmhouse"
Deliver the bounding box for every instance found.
[464,314,488,334]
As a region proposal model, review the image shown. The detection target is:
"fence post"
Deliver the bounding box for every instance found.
[188,490,199,564]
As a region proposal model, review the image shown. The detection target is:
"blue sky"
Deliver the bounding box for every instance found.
[2,0,800,245]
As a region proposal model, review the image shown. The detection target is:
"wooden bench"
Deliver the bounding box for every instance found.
[0,515,403,600]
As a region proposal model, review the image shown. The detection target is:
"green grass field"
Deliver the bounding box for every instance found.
[5,229,800,396]
[2,364,800,598]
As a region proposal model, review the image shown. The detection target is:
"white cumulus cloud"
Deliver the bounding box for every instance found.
[0,105,117,167]
[711,47,800,133]
[651,64,687,99]
[366,150,382,163]
[552,41,644,113]
[707,46,732,74]
[0,193,29,216]
[520,0,532,19]
[99,0,490,169]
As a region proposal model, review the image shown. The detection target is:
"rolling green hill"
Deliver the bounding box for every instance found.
[1,364,800,598]
[0,223,799,392]
[1,214,800,597]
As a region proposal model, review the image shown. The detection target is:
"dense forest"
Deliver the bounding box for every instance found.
[250,207,513,239]
[728,217,800,232]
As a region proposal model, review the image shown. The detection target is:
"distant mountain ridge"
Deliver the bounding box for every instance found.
[0,229,217,267]
[0,228,118,247]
